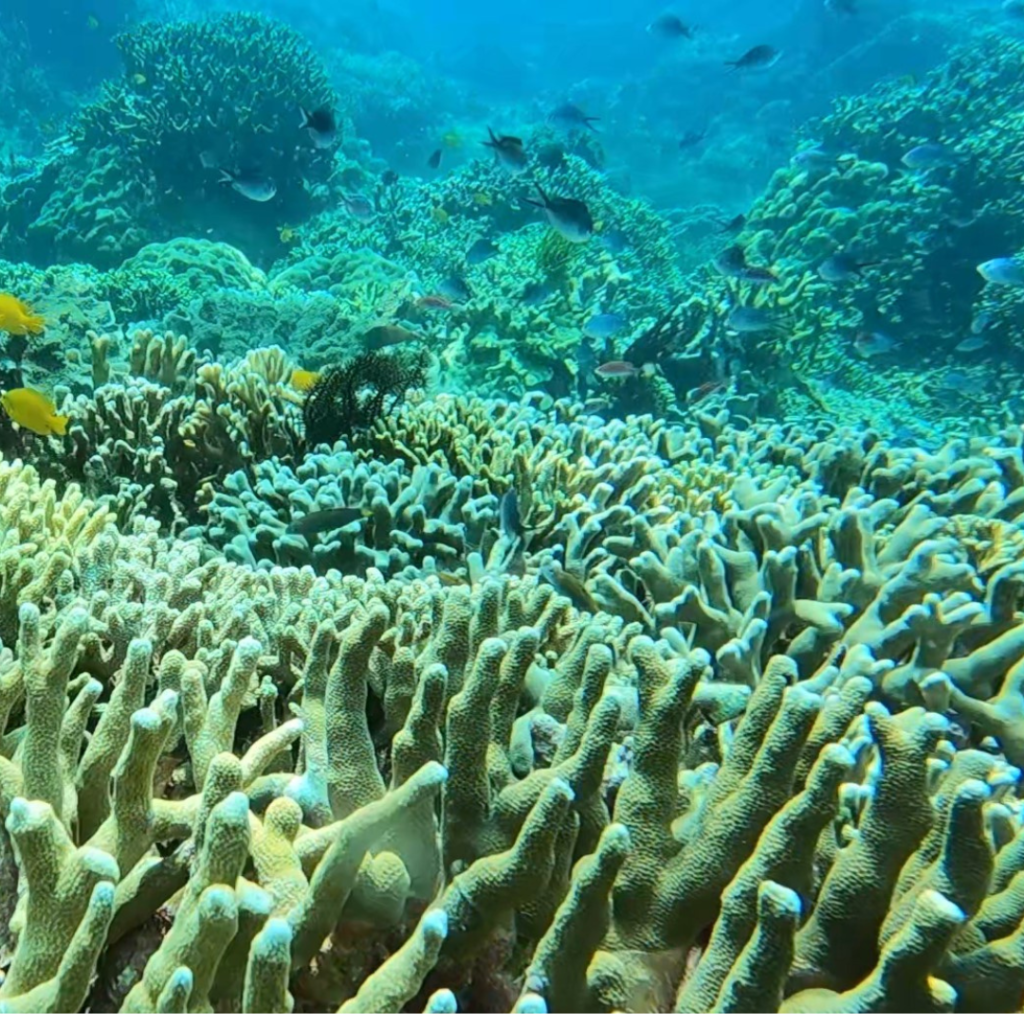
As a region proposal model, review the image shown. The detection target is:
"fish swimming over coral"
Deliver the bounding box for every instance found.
[549,102,600,132]
[217,167,278,202]
[526,185,594,243]
[1,387,68,436]
[299,105,337,148]
[978,258,1024,287]
[0,294,45,335]
[483,128,529,175]
[726,45,781,71]
[647,13,693,38]
[287,507,366,536]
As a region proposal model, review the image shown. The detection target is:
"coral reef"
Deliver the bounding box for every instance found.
[0,14,340,267]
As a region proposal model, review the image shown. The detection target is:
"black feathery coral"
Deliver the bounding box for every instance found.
[303,350,427,447]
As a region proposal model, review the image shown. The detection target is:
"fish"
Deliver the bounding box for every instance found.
[584,312,629,339]
[428,149,443,170]
[902,142,962,171]
[824,0,858,14]
[342,193,375,224]
[416,294,453,310]
[0,294,45,336]
[500,489,522,540]
[290,369,321,391]
[818,253,881,283]
[363,324,421,349]
[936,370,985,395]
[678,129,707,151]
[522,281,555,306]
[472,191,493,206]
[466,238,499,265]
[716,213,746,234]
[549,102,600,132]
[596,360,640,378]
[131,73,147,86]
[299,106,337,148]
[540,562,599,614]
[1,387,68,436]
[725,45,782,71]
[792,146,841,171]
[438,275,472,303]
[278,225,297,244]
[954,336,988,354]
[970,311,992,334]
[483,127,529,175]
[431,206,450,225]
[853,331,899,357]
[287,507,366,536]
[978,258,1024,287]
[381,169,400,187]
[726,306,784,333]
[218,168,277,202]
[713,245,750,276]
[647,13,693,38]
[1005,0,1024,16]
[600,228,629,253]
[441,130,463,148]
[526,185,594,244]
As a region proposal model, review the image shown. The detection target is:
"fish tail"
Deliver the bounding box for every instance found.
[217,169,234,185]
[24,313,45,334]
[298,105,310,129]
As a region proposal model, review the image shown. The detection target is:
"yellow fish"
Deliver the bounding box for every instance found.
[0,294,45,336]
[278,225,296,244]
[431,206,450,225]
[441,130,463,149]
[1,388,68,436]
[131,73,147,86]
[290,369,320,391]
[472,191,493,207]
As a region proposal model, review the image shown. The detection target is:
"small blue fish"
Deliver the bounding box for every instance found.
[937,370,985,395]
[854,331,899,358]
[466,238,499,265]
[726,306,784,333]
[954,336,988,354]
[584,312,628,339]
[902,142,961,171]
[438,275,472,303]
[600,229,629,253]
[978,258,1024,287]
[500,489,522,540]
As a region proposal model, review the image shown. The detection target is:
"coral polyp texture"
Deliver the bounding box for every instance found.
[0,388,1024,1011]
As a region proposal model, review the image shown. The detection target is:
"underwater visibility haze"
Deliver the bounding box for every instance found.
[4,0,1024,1013]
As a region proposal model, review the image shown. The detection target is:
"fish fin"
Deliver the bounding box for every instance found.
[24,314,45,334]
[483,126,498,148]
[532,183,550,205]
[51,415,69,436]
[217,169,234,185]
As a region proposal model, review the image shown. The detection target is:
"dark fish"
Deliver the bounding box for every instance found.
[363,324,421,349]
[428,149,443,170]
[678,128,707,151]
[818,253,881,283]
[438,275,472,302]
[716,213,746,234]
[381,169,400,187]
[540,562,599,613]
[500,489,522,540]
[522,281,555,305]
[647,13,693,38]
[713,245,749,276]
[466,238,499,265]
[825,0,858,14]
[299,105,337,148]
[726,45,781,71]
[287,507,365,536]
[536,141,568,170]
[526,185,594,243]
[217,168,277,202]
[483,127,529,175]
[550,102,600,132]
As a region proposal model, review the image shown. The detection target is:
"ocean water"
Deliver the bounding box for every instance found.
[3,0,1024,1014]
